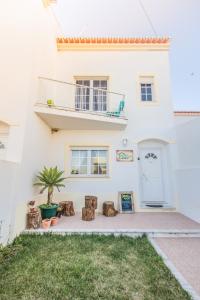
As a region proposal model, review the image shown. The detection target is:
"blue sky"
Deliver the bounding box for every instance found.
[53,0,200,111]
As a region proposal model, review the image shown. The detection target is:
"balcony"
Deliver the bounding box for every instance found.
[34,77,127,130]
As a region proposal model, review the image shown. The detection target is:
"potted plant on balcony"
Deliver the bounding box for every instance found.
[47,99,54,107]
[34,166,66,219]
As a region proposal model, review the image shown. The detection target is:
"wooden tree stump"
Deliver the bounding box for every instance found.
[82,207,95,221]
[27,211,40,229]
[58,201,67,216]
[65,201,75,216]
[85,196,97,209]
[103,201,118,217]
[59,201,75,216]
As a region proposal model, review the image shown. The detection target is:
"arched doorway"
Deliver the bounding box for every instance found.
[138,139,171,208]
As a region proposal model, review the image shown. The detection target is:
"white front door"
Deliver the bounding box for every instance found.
[140,148,165,207]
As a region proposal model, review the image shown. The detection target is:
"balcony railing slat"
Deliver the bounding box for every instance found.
[38,76,125,98]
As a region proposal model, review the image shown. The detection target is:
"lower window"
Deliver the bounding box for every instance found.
[71,147,108,176]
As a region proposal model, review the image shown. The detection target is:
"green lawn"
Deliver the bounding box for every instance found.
[0,234,190,300]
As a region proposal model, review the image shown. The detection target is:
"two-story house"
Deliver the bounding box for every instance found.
[1,0,199,245]
[34,36,176,214]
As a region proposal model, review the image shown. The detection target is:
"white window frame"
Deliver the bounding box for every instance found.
[74,78,108,112]
[139,76,156,104]
[141,83,153,102]
[70,146,109,177]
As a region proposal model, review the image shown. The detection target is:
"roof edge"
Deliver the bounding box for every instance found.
[42,0,57,8]
[174,111,200,116]
[56,37,170,51]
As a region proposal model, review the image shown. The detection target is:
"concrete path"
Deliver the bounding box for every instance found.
[154,237,200,297]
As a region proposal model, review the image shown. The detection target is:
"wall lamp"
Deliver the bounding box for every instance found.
[122,138,128,147]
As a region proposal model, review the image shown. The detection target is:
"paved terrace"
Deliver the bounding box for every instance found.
[26,212,200,236]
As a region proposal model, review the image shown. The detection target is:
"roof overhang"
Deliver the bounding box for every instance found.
[57,37,170,51]
[42,0,56,8]
[174,111,200,116]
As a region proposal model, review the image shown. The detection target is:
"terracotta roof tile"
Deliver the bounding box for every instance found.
[56,37,169,45]
[174,111,200,116]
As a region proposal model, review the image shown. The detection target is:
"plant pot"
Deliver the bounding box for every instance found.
[39,203,59,220]
[41,219,51,229]
[51,217,58,226]
[47,99,54,107]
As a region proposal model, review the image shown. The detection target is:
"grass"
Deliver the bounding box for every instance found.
[0,234,191,300]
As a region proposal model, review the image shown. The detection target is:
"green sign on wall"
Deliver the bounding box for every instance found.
[116,150,133,162]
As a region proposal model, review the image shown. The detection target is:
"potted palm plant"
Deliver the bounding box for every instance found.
[34,166,66,219]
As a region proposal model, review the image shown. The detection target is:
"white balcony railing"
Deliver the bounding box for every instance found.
[36,77,126,120]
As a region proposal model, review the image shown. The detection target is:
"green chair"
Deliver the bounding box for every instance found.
[107,99,125,117]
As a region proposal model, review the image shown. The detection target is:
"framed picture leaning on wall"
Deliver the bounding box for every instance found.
[118,191,134,213]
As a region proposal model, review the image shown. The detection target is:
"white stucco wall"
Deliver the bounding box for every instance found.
[0,161,18,245]
[40,49,177,212]
[175,116,200,222]
[55,50,175,139]
[48,130,177,212]
[175,116,200,167]
[0,1,180,240]
[0,0,58,241]
[0,0,58,162]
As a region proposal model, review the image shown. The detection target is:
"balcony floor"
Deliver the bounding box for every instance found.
[34,104,127,130]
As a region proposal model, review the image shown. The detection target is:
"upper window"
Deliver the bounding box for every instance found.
[141,83,152,101]
[70,147,108,177]
[140,76,154,102]
[75,78,108,112]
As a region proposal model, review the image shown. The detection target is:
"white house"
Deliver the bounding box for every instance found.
[40,35,176,213]
[0,0,199,245]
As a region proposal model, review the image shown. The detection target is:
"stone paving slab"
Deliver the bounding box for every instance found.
[51,212,200,230]
[153,237,200,298]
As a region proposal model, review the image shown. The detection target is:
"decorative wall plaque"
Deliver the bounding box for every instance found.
[116,150,133,162]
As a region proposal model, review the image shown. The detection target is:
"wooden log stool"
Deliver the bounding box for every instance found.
[65,201,75,216]
[85,195,97,209]
[82,207,95,221]
[27,211,40,229]
[103,201,118,217]
[58,201,75,216]
[58,201,67,216]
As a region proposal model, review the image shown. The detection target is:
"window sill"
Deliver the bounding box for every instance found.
[68,175,110,179]
[137,100,159,106]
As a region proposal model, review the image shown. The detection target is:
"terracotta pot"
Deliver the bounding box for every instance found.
[50,217,58,226]
[41,219,51,229]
